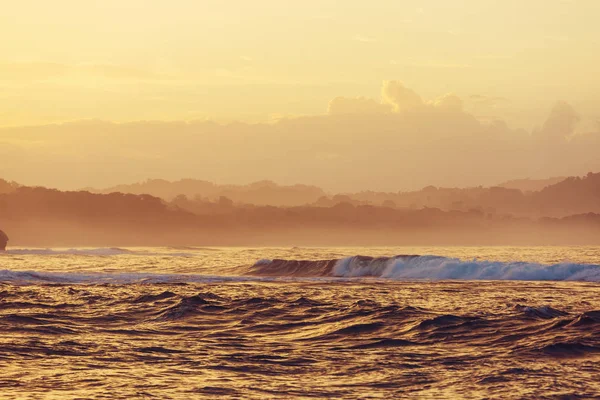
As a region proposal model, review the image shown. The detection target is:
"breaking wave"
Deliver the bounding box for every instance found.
[3,253,600,284]
[250,255,600,282]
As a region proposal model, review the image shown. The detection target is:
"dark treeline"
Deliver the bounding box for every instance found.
[3,177,600,246]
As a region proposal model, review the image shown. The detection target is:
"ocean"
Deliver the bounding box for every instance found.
[1,246,600,399]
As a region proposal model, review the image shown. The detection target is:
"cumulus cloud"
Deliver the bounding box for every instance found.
[535,101,580,141]
[328,84,463,116]
[0,81,598,192]
[381,80,423,111]
[432,93,464,112]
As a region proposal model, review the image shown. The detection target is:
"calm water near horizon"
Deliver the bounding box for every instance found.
[1,246,600,399]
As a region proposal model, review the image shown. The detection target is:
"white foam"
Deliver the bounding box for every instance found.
[332,255,600,282]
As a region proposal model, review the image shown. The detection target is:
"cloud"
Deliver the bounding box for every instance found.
[0,81,597,192]
[328,96,391,115]
[328,85,462,116]
[535,101,580,141]
[432,93,463,112]
[381,80,423,111]
[468,95,510,108]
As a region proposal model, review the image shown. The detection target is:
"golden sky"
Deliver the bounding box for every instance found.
[2,0,599,125]
[1,1,599,191]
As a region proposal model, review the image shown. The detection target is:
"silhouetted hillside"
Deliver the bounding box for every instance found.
[335,186,529,216]
[531,172,600,216]
[3,179,600,246]
[0,179,19,194]
[87,179,326,206]
[0,185,201,246]
[85,172,600,218]
[496,176,567,193]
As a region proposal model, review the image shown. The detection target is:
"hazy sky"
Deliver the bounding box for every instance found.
[1,1,600,191]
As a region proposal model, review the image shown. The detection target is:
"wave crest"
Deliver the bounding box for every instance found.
[251,255,600,282]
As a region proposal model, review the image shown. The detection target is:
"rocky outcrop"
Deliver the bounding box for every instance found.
[0,230,8,251]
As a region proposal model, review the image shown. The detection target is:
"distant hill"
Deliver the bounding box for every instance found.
[86,179,327,207]
[497,176,567,193]
[0,179,19,194]
[3,182,600,246]
[3,176,600,245]
[531,172,600,216]
[84,173,599,217]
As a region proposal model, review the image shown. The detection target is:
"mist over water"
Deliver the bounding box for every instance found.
[2,246,600,399]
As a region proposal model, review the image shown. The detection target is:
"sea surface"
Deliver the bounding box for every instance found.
[1,246,600,399]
